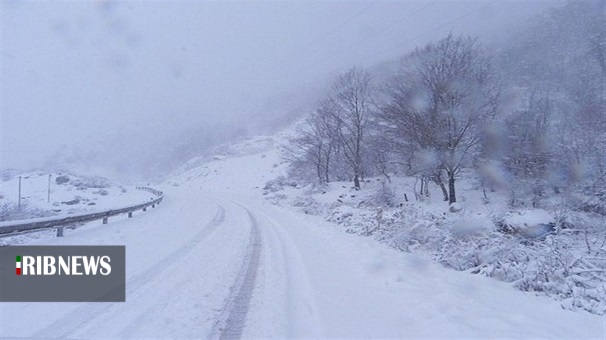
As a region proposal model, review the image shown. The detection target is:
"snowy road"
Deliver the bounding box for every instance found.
[211,204,262,339]
[0,184,603,338]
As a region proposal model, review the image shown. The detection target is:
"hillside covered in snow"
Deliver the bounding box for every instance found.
[2,1,604,338]
[1,134,603,338]
[0,170,154,223]
[167,131,606,316]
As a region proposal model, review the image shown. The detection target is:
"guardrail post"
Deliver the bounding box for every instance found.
[152,204,155,208]
[56,227,64,237]
[103,217,108,224]
[143,207,147,212]
[128,211,133,218]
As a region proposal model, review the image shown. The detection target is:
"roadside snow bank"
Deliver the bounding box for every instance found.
[266,177,606,315]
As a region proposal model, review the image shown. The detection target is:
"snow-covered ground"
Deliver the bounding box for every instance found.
[0,170,154,223]
[0,136,604,338]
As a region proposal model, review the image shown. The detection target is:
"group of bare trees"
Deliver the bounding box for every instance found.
[381,34,499,204]
[285,67,374,190]
[495,0,606,208]
[287,1,605,207]
[287,34,496,203]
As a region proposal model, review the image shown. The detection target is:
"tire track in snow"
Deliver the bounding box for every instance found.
[210,204,261,340]
[244,204,324,337]
[33,202,226,338]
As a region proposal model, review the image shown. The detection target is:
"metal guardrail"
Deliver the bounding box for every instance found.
[135,186,163,196]
[0,187,163,237]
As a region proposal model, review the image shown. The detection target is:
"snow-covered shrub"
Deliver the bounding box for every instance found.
[373,181,397,207]
[0,202,55,222]
[1,170,19,182]
[578,194,606,216]
[423,218,605,314]
[275,158,606,315]
[62,198,80,205]
[55,175,70,185]
[291,195,324,215]
[284,188,606,314]
[263,176,296,193]
[266,193,287,205]
[71,176,111,189]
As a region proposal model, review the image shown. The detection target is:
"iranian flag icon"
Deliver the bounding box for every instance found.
[16,256,21,275]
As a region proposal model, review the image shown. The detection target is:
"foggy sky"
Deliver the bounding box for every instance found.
[1,0,554,181]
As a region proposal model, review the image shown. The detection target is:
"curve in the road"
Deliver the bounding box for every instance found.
[33,202,226,338]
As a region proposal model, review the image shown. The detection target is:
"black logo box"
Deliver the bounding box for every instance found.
[0,246,125,302]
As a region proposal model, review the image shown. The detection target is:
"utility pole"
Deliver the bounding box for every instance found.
[47,173,51,203]
[18,176,22,208]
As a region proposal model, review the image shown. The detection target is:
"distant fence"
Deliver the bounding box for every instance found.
[0,187,163,237]
[136,186,163,196]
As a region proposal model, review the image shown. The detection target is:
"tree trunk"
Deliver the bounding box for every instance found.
[448,173,457,204]
[324,153,330,183]
[317,162,323,184]
[432,174,449,201]
[353,173,360,189]
[317,145,323,184]
[419,177,424,199]
[439,182,449,201]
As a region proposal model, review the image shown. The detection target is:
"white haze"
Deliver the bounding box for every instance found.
[1,0,553,182]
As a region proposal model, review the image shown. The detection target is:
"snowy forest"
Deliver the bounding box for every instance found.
[280,1,606,314]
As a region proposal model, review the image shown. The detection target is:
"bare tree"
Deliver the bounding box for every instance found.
[381,34,499,203]
[329,67,374,189]
[283,128,325,184]
[502,88,554,207]
[284,99,343,184]
[311,99,342,183]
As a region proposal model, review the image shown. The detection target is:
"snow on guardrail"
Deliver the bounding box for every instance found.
[0,187,163,237]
